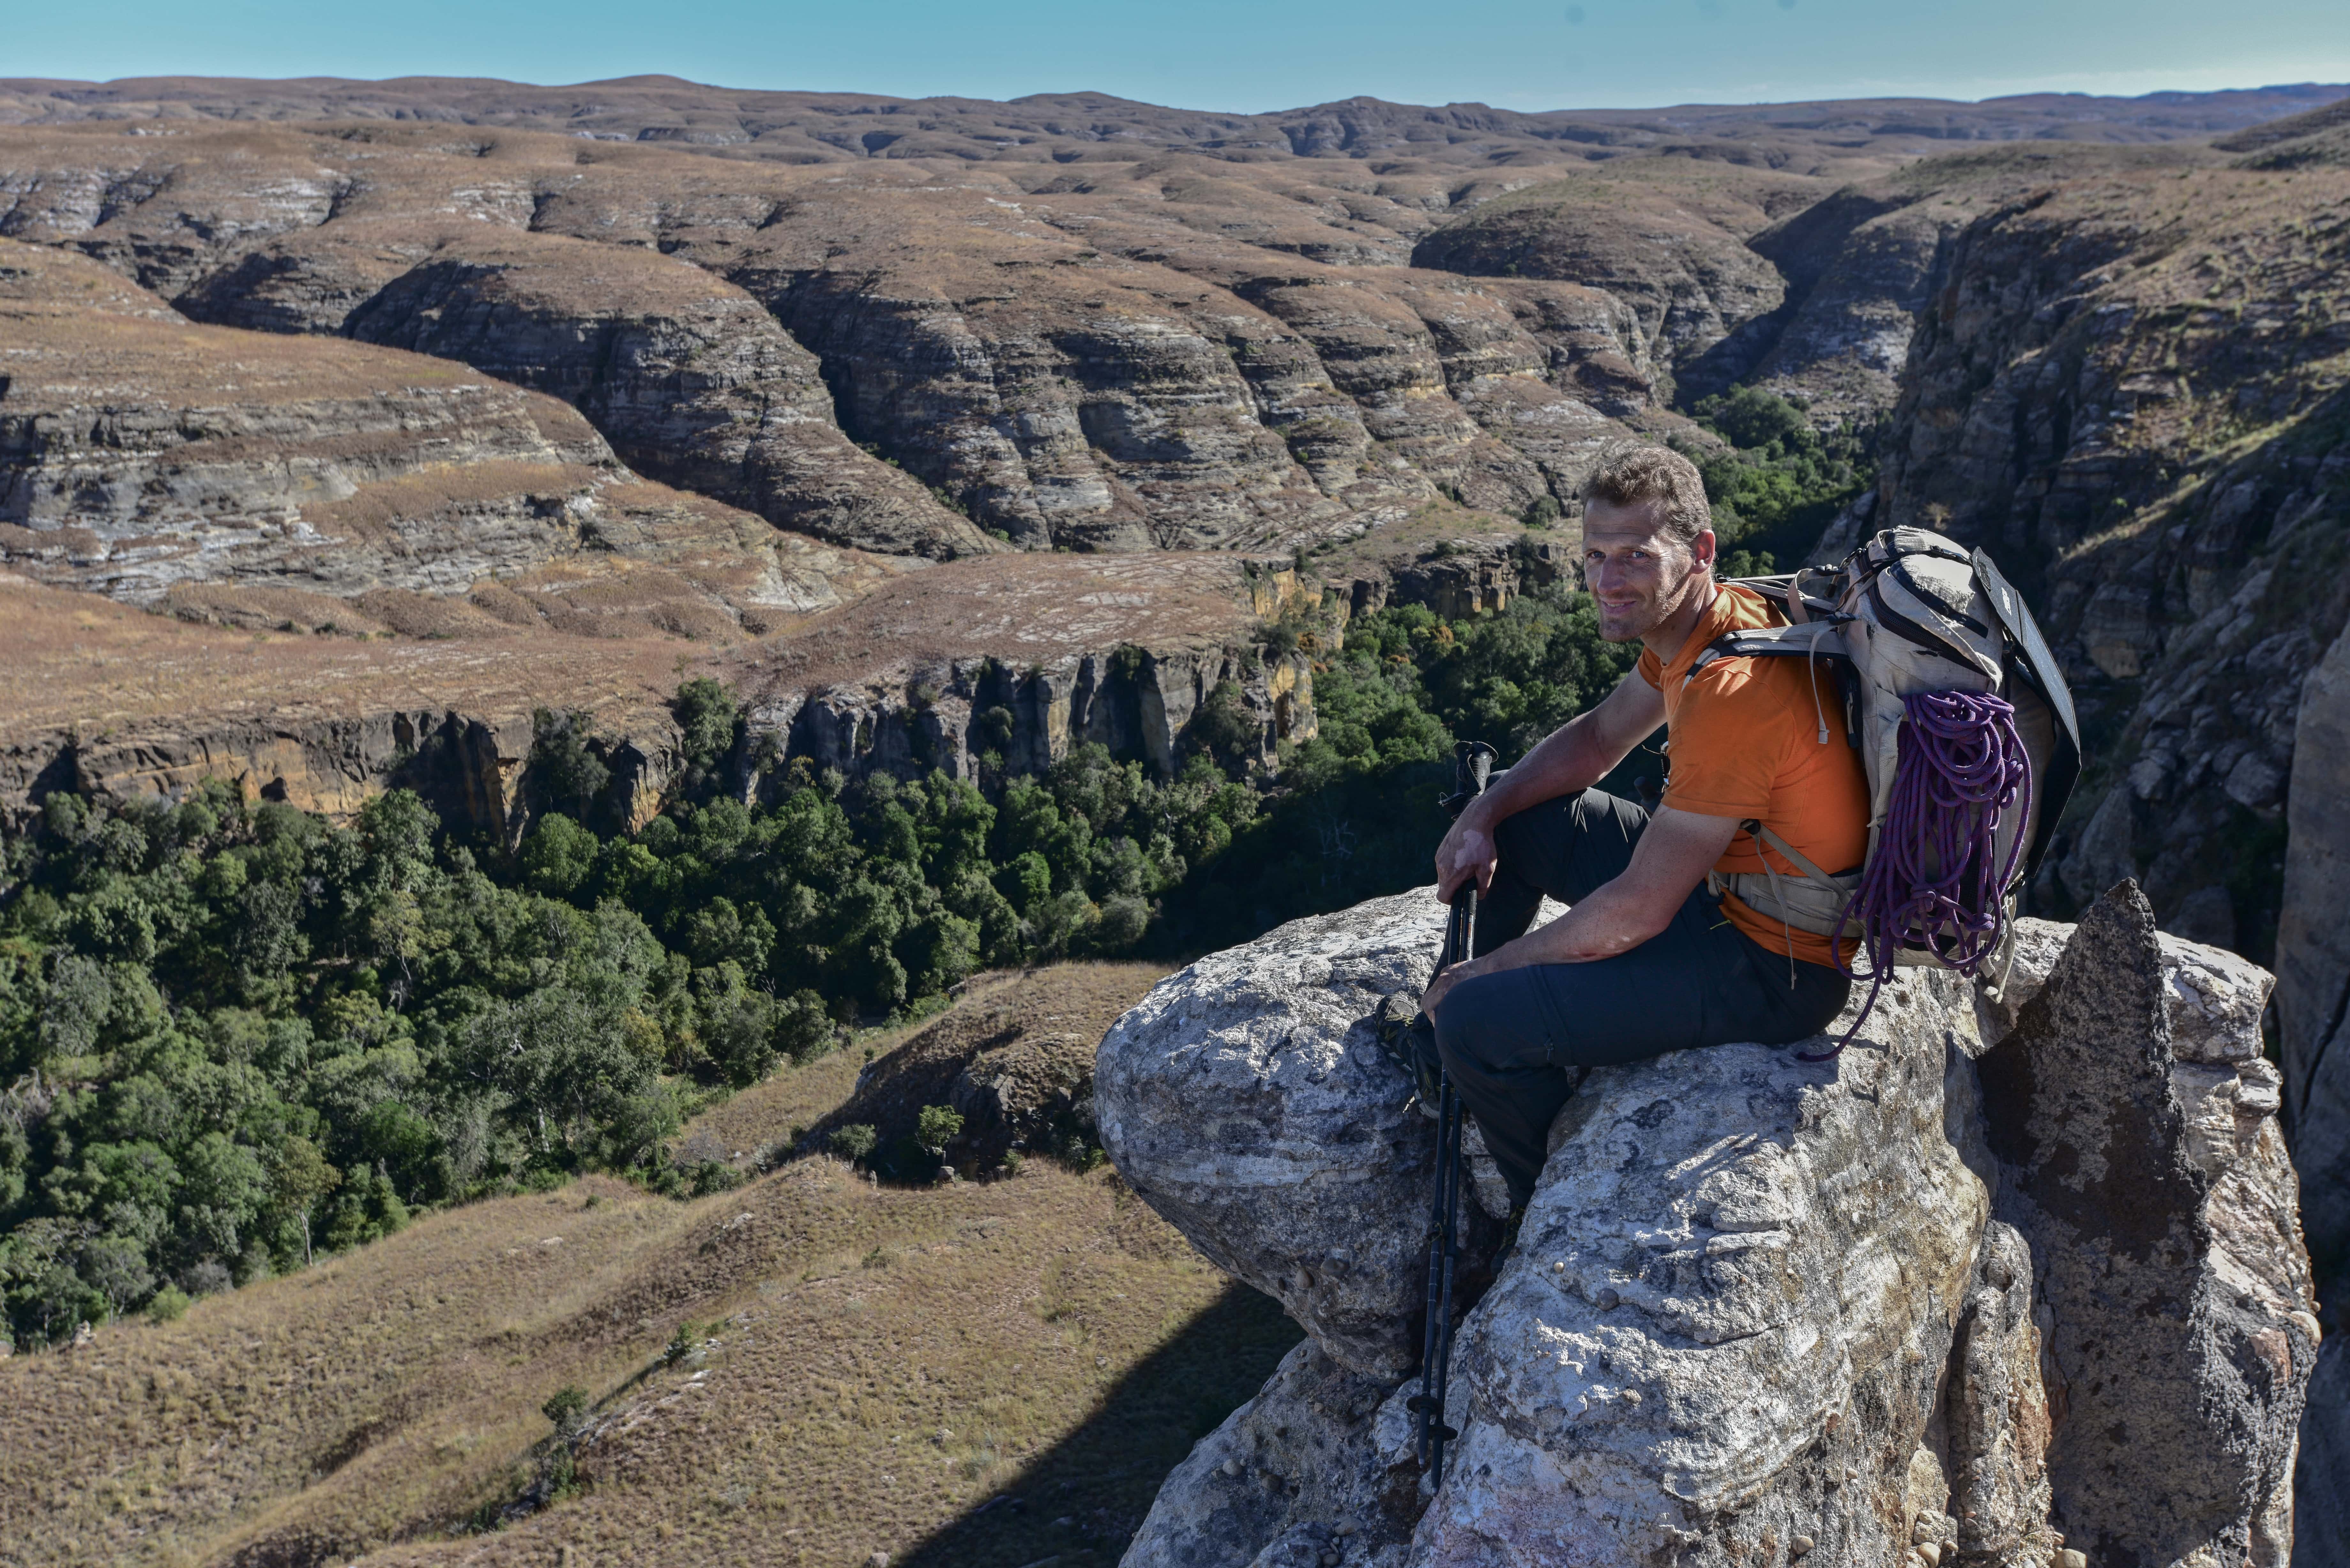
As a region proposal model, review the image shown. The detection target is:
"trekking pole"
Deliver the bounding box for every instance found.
[1408,740,1494,1488]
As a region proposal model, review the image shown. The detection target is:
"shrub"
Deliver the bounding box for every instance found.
[828,1124,879,1164]
[541,1384,590,1436]
[672,677,739,773]
[916,1104,965,1155]
[145,1285,191,1324]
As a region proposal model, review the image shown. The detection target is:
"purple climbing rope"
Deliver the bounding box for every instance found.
[1799,689,2033,1062]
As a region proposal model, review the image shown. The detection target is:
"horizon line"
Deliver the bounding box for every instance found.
[8,69,2349,121]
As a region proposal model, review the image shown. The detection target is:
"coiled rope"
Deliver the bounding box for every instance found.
[1800,689,2032,1062]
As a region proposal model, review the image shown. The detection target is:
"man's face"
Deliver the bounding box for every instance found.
[1580,497,1714,644]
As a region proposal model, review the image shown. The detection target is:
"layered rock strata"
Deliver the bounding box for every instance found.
[0,237,890,635]
[178,222,996,559]
[1102,885,2316,1567]
[0,122,1680,558]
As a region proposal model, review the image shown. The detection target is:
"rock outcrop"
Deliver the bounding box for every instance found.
[1980,890,2313,1568]
[2278,623,2350,1563]
[1871,149,2350,958]
[1102,885,2316,1566]
[796,963,1162,1177]
[726,551,1323,786]
[1097,889,1499,1378]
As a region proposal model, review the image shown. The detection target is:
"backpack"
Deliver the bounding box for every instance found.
[1691,526,2081,1011]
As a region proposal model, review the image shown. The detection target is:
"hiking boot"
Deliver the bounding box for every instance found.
[1371,993,1443,1114]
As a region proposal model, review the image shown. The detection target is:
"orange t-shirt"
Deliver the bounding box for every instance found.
[1635,584,1869,967]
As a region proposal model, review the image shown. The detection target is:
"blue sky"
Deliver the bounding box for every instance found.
[10,0,2350,113]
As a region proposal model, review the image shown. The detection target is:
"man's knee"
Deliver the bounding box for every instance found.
[1432,971,1531,1082]
[1494,787,1635,862]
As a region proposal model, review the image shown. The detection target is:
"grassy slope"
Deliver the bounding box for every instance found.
[0,965,1302,1568]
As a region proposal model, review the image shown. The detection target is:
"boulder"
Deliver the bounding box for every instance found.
[1104,883,2318,1568]
[1980,884,2316,1568]
[1412,962,1995,1567]
[1095,888,1506,1378]
[1123,1339,1425,1568]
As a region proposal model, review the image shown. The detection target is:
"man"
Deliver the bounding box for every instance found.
[1419,446,1865,1211]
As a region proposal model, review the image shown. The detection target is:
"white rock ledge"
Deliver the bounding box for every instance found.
[1104,883,2318,1568]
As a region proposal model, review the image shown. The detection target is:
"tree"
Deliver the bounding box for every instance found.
[272,1137,341,1268]
[916,1105,964,1156]
[672,678,739,775]
[520,814,599,901]
[1702,384,1813,452]
[530,709,612,823]
[1186,681,1263,775]
[542,1384,590,1437]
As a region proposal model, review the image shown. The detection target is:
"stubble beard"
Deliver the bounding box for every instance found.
[1597,598,1662,645]
[1594,560,1704,645]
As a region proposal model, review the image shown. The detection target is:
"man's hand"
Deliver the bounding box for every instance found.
[1420,807,1740,1025]
[1426,674,1665,906]
[1433,806,1497,904]
[1418,950,1489,1021]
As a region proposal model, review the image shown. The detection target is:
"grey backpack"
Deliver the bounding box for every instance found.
[1692,527,2081,992]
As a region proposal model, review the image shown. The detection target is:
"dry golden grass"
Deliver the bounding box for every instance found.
[0,964,1293,1568]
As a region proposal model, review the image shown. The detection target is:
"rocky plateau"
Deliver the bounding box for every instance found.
[1100,883,2316,1567]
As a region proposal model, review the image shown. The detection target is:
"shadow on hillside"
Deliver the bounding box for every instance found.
[894,1281,1303,1568]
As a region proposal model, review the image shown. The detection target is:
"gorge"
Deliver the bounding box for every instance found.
[0,71,2344,1565]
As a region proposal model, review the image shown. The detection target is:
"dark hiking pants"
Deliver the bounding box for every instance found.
[1430,788,1850,1209]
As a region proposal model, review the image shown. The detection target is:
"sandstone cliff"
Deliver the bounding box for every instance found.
[178,222,996,559]
[0,547,1319,836]
[1100,885,2316,1567]
[2277,623,2350,1557]
[0,120,1680,557]
[1872,149,2350,963]
[0,236,898,633]
[0,569,692,839]
[723,552,1320,787]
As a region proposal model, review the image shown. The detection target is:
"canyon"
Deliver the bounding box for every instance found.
[0,72,2346,1561]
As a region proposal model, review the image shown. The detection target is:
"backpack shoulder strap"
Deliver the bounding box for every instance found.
[1682,621,1854,746]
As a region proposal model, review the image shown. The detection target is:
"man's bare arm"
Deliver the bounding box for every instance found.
[1421,807,1736,1018]
[1433,672,1666,901]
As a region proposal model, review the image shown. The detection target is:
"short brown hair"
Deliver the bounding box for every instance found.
[1581,445,1712,546]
